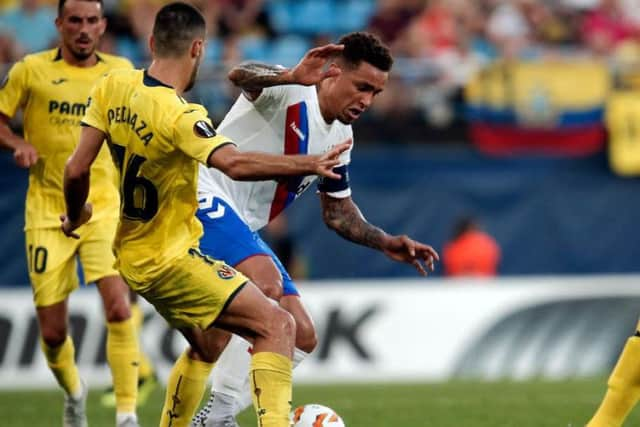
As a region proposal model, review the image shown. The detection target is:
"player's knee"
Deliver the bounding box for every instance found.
[295,321,318,354]
[40,327,66,347]
[268,306,296,341]
[261,281,283,301]
[253,276,284,301]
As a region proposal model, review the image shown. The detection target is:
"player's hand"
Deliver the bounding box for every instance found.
[382,235,440,276]
[13,140,38,168]
[314,141,351,179]
[290,44,344,86]
[60,203,93,239]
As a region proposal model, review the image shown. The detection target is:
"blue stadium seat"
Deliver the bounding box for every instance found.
[266,1,295,34]
[238,35,271,62]
[289,0,336,35]
[204,38,223,65]
[336,0,376,33]
[268,35,310,67]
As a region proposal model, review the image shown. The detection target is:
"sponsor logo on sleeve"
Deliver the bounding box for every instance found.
[193,120,217,138]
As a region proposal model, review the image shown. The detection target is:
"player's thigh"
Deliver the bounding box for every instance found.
[255,236,299,297]
[25,227,79,308]
[198,201,299,298]
[76,217,119,284]
[214,279,295,340]
[131,248,248,331]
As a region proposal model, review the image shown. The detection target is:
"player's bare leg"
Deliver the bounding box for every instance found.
[161,281,295,427]
[97,275,140,427]
[192,256,316,427]
[37,300,87,427]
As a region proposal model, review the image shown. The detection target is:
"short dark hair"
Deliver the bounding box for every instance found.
[152,2,206,58]
[58,0,104,17]
[338,32,393,72]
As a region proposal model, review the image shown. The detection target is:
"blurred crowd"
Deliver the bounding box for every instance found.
[2,0,640,138]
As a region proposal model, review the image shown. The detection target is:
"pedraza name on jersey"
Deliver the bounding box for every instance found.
[107,106,154,145]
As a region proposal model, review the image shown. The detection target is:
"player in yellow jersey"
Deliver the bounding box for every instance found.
[60,3,349,427]
[0,1,146,426]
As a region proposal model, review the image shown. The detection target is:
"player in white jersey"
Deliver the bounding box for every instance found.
[192,32,440,427]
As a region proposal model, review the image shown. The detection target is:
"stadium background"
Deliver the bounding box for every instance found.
[2,0,640,426]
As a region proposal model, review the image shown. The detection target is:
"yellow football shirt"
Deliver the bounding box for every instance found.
[0,48,133,230]
[82,68,233,283]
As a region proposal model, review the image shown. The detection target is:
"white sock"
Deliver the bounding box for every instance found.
[116,412,137,424]
[233,347,309,416]
[210,334,253,399]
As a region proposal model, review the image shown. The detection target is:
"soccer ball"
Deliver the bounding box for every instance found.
[290,404,345,427]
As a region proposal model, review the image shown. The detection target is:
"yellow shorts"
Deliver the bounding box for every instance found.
[25,218,119,307]
[126,248,247,330]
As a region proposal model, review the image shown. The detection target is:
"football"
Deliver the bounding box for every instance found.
[290,404,345,427]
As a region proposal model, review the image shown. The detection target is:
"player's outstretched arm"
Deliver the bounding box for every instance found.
[320,194,439,276]
[61,125,105,238]
[208,140,351,181]
[0,113,38,168]
[228,43,344,100]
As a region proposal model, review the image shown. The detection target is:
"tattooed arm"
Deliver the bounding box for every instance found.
[320,193,439,276]
[228,43,344,100]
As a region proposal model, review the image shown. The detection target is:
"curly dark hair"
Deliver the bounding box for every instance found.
[338,32,393,72]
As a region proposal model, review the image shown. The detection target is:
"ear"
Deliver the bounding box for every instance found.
[148,35,155,55]
[191,39,204,59]
[55,16,62,32]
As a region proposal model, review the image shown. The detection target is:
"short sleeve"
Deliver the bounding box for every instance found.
[252,85,287,109]
[0,59,29,118]
[172,105,235,165]
[81,74,109,132]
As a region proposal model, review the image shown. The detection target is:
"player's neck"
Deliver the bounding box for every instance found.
[148,60,189,94]
[316,84,336,124]
[59,46,99,68]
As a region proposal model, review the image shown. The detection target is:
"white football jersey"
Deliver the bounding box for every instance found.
[198,84,353,231]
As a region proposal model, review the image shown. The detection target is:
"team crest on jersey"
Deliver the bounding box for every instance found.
[217,264,236,280]
[194,120,216,138]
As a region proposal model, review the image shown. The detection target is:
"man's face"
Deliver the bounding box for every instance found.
[325,61,388,125]
[56,0,106,61]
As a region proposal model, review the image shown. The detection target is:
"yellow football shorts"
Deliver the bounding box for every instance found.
[25,217,119,307]
[126,248,247,330]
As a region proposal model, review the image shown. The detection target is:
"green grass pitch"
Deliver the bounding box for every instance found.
[1,378,637,427]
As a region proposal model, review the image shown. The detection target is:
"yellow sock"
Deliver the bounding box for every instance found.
[107,319,139,414]
[160,350,213,427]
[250,352,293,427]
[130,302,154,379]
[40,336,81,397]
[587,335,640,427]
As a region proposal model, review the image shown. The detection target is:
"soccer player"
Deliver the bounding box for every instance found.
[191,32,440,427]
[0,1,143,426]
[586,325,640,427]
[60,3,350,427]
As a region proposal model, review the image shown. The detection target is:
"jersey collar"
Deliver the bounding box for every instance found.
[143,69,174,89]
[53,48,103,63]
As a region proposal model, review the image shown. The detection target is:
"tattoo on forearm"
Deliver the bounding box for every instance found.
[229,62,288,91]
[323,197,386,250]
